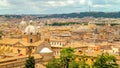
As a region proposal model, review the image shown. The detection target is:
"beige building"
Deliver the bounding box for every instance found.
[1,19,120,67]
[0,20,53,59]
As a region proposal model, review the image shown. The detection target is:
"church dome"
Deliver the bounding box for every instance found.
[40,47,53,53]
[24,25,38,35]
[29,20,33,23]
[20,20,27,26]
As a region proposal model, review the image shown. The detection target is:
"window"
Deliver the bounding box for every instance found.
[30,39,33,43]
[59,42,61,45]
[30,33,32,35]
[37,33,39,35]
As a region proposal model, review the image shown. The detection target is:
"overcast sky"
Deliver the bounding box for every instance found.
[0,0,120,14]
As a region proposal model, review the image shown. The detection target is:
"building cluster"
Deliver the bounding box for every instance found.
[0,17,120,67]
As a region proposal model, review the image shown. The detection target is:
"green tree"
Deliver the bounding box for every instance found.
[46,58,61,68]
[78,61,90,68]
[60,48,75,68]
[69,60,79,68]
[25,56,35,68]
[46,48,76,68]
[92,53,118,68]
[78,55,90,68]
[46,48,91,68]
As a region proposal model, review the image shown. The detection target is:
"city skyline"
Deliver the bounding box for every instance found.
[0,0,120,14]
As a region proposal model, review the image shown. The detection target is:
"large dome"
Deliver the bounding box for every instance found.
[24,25,38,35]
[20,20,27,26]
[40,47,53,53]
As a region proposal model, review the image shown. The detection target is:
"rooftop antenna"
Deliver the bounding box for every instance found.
[88,0,91,13]
[88,4,91,13]
[88,0,92,23]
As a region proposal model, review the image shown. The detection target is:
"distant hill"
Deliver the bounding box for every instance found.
[42,12,120,18]
[1,12,120,18]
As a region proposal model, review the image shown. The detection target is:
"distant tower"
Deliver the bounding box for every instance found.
[88,4,91,13]
[88,0,93,23]
[88,0,91,13]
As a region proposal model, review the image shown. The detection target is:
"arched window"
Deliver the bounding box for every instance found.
[30,39,33,43]
[30,33,32,35]
[17,49,21,53]
[60,42,61,46]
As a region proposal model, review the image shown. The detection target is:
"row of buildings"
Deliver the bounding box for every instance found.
[0,19,120,67]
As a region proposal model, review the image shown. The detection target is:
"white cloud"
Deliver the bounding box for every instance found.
[79,0,86,5]
[0,0,10,7]
[92,4,111,8]
[88,0,92,6]
[67,0,74,4]
[46,0,75,7]
[79,0,93,6]
[0,0,120,14]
